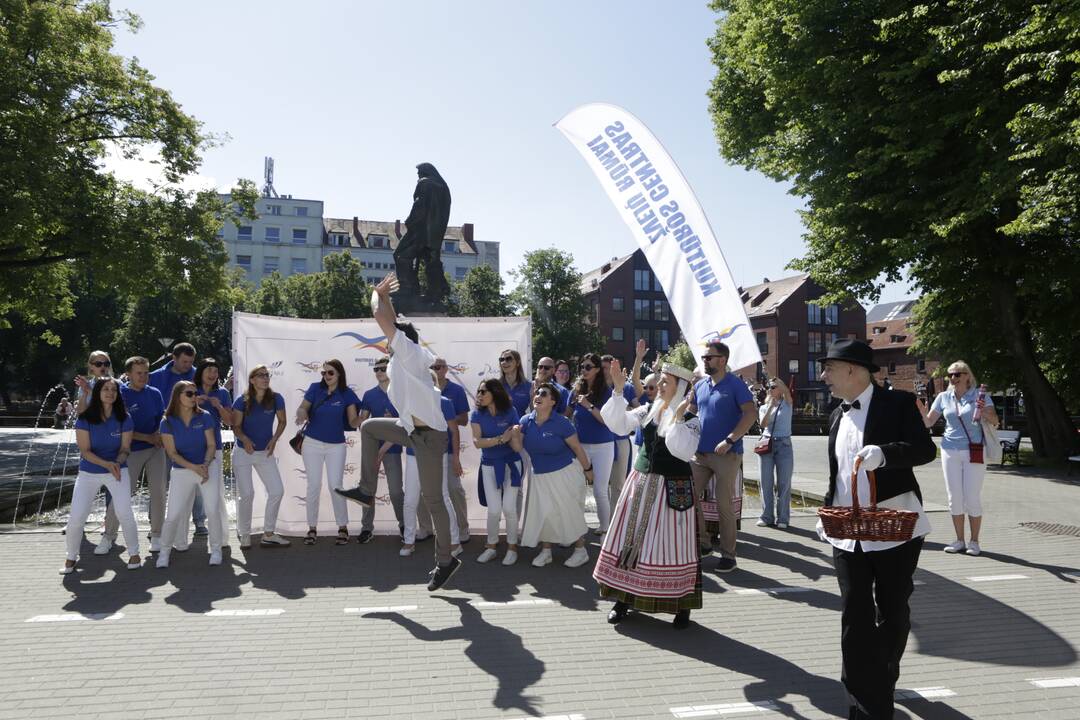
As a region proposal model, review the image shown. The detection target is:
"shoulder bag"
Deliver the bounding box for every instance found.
[289,392,329,455]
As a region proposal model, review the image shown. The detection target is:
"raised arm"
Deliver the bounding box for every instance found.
[630,339,648,400]
[372,274,400,342]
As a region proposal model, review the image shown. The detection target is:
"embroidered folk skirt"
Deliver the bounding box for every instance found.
[593,470,701,613]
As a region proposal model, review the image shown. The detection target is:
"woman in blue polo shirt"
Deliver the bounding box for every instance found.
[470,379,523,565]
[568,353,616,534]
[296,359,360,546]
[513,382,593,568]
[194,359,233,546]
[156,381,221,568]
[62,378,141,574]
[401,395,462,557]
[499,349,532,417]
[232,364,289,549]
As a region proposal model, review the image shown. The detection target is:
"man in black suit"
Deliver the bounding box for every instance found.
[817,339,937,720]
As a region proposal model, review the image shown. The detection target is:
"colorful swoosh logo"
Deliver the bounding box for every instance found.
[699,324,746,344]
[333,331,389,354]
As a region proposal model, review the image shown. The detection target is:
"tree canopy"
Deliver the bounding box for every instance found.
[708,0,1080,457]
[450,264,508,318]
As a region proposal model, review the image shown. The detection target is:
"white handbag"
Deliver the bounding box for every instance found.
[982,421,1002,464]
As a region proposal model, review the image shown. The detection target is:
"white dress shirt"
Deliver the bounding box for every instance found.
[818,382,931,552]
[386,331,448,434]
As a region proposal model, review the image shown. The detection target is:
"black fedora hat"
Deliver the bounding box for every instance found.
[817,338,879,373]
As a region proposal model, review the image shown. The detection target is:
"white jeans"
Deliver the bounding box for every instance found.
[481,462,522,546]
[302,437,348,528]
[403,454,459,545]
[233,447,284,536]
[66,469,139,560]
[941,446,985,516]
[177,450,229,548]
[162,467,224,553]
[581,442,615,531]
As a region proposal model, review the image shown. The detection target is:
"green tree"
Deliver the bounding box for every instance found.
[509,248,604,363]
[450,265,507,317]
[708,0,1080,457]
[249,271,291,317]
[282,252,371,319]
[0,0,256,324]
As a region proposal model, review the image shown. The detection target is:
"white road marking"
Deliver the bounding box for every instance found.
[733,587,813,596]
[204,609,284,617]
[344,605,419,614]
[967,574,1029,582]
[670,700,780,717]
[472,598,556,607]
[26,612,123,623]
[895,687,957,699]
[1029,677,1080,689]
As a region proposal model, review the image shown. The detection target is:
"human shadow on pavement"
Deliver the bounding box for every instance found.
[364,595,545,716]
[895,696,976,720]
[61,536,167,616]
[960,547,1079,583]
[158,545,250,614]
[615,617,846,720]
[736,535,835,582]
[717,567,841,613]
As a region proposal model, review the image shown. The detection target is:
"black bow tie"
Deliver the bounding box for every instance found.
[841,399,861,412]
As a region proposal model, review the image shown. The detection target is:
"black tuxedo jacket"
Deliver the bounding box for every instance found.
[825,384,937,506]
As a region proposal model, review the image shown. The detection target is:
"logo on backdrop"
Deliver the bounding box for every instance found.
[296,361,322,373]
[333,332,389,354]
[268,360,286,377]
[700,324,746,345]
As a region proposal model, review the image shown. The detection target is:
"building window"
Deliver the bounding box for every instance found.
[612,297,624,312]
[264,227,280,243]
[828,332,840,348]
[443,240,457,253]
[455,267,467,280]
[612,327,624,341]
[848,333,858,340]
[653,274,663,292]
[888,361,897,375]
[237,226,253,241]
[807,302,822,325]
[656,329,670,351]
[916,358,926,373]
[788,330,800,344]
[368,234,387,248]
[295,206,308,217]
[872,326,885,335]
[653,300,670,322]
[808,331,823,354]
[825,304,839,325]
[634,269,651,291]
[292,229,307,244]
[633,299,650,321]
[788,359,800,375]
[633,328,649,345]
[291,258,307,274]
[267,204,281,216]
[236,255,251,270]
[756,331,768,355]
[807,358,819,384]
[263,256,279,274]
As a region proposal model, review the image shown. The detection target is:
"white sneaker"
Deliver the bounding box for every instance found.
[944,540,966,554]
[155,549,171,569]
[149,537,161,553]
[173,543,189,553]
[399,545,414,557]
[755,519,770,528]
[238,533,251,549]
[59,561,76,575]
[93,536,113,555]
[564,546,590,568]
[965,541,981,556]
[260,533,290,547]
[477,548,497,563]
[451,545,463,559]
[531,549,553,567]
[209,550,222,566]
[126,556,142,570]
[502,550,518,566]
[777,522,788,530]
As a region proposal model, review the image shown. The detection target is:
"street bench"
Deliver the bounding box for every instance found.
[998,430,1022,466]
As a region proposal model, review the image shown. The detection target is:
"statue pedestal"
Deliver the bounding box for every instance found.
[391,290,447,317]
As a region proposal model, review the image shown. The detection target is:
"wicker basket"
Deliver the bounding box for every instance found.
[818,457,918,542]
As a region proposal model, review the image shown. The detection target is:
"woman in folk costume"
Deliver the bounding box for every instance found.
[595,357,701,629]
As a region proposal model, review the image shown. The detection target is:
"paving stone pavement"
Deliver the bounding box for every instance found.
[1,438,1079,719]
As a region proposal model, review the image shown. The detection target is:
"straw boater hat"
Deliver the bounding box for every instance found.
[661,363,694,383]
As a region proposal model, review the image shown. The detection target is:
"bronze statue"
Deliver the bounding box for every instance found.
[393,163,451,311]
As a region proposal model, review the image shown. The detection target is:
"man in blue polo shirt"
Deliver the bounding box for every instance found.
[433,357,471,543]
[534,356,570,413]
[690,340,757,572]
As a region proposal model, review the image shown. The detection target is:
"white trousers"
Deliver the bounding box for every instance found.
[233,447,284,536]
[66,469,139,560]
[941,446,985,516]
[302,437,348,528]
[177,450,229,548]
[403,454,459,545]
[481,462,522,545]
[581,442,615,531]
[162,467,224,553]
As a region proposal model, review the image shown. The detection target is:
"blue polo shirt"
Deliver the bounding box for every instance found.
[196,386,232,450]
[503,379,532,417]
[75,414,133,474]
[572,387,615,445]
[233,393,286,451]
[120,384,164,452]
[441,380,470,419]
[695,373,754,454]
[303,383,360,444]
[521,412,577,474]
[160,412,214,468]
[932,388,994,450]
[149,360,194,403]
[361,386,402,455]
[407,397,456,456]
[553,383,571,414]
[470,406,520,463]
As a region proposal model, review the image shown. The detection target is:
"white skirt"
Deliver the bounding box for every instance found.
[519,462,587,547]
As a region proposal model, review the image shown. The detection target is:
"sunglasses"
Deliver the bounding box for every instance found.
[321,370,336,377]
[374,366,387,372]
[948,372,967,378]
[499,356,514,364]
[430,365,447,370]
[700,354,724,361]
[537,364,553,371]
[534,389,553,399]
[181,390,197,397]
[767,384,778,389]
[581,364,596,371]
[645,385,657,391]
[91,360,111,368]
[476,388,490,395]
[252,372,270,379]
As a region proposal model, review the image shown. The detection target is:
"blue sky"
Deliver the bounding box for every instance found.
[111,0,912,306]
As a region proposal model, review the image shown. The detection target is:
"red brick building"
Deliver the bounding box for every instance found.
[866,301,941,399]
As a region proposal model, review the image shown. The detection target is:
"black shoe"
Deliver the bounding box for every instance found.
[334,487,374,507]
[193,525,209,537]
[357,530,373,544]
[607,602,630,624]
[672,609,691,629]
[699,543,713,556]
[716,557,737,573]
[427,556,462,591]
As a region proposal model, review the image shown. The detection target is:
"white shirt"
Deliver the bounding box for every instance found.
[817,382,930,552]
[385,331,448,434]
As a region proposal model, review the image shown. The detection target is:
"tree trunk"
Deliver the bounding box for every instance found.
[990,281,1079,458]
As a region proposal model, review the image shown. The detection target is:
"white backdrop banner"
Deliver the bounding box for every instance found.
[232,312,532,535]
[556,102,761,371]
